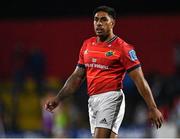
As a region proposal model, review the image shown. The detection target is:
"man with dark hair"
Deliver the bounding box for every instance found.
[45,6,163,138]
[93,6,116,19]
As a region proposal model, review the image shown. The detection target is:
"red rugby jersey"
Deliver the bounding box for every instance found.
[77,36,141,96]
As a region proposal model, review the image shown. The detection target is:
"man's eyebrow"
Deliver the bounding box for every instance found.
[94,16,107,19]
[101,16,107,19]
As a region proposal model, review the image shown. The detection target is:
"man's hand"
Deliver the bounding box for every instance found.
[149,107,164,129]
[45,97,59,113]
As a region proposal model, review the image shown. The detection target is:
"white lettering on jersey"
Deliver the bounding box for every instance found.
[85,63,109,70]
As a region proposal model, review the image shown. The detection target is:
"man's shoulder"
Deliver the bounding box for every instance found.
[80,36,96,49]
[83,36,96,43]
[114,37,134,50]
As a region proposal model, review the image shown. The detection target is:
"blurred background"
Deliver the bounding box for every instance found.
[0,0,180,138]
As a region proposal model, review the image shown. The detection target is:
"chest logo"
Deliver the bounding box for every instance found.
[105,51,114,57]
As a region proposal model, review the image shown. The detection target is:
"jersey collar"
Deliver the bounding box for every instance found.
[106,35,118,44]
[96,35,118,44]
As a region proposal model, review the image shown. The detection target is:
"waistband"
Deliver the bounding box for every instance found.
[89,89,123,98]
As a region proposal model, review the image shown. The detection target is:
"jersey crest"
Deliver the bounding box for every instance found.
[105,51,114,57]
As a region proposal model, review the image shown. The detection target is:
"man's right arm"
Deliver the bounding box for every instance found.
[56,66,86,101]
[45,66,86,112]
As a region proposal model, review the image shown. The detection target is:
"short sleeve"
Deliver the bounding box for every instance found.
[77,41,87,68]
[120,44,141,72]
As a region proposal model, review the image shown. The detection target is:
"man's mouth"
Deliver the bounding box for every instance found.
[96,28,103,33]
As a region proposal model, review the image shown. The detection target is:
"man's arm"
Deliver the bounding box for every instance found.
[45,66,86,112]
[56,66,86,101]
[128,67,164,129]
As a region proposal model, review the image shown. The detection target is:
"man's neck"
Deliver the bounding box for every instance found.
[97,33,115,43]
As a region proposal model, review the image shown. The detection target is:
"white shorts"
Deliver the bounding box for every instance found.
[88,90,125,135]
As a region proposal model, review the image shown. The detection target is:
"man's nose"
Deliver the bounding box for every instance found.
[97,20,102,26]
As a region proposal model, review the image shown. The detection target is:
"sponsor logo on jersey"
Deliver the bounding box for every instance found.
[105,51,114,56]
[85,63,109,70]
[129,50,138,61]
[84,49,88,54]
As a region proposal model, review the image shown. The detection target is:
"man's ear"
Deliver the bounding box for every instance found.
[111,19,115,27]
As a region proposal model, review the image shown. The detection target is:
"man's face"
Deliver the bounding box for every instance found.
[94,11,115,37]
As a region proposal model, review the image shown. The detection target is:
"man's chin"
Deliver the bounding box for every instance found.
[96,33,104,37]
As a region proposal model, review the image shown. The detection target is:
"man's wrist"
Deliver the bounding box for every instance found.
[56,91,66,102]
[148,106,157,111]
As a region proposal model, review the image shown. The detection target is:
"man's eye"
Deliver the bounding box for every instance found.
[101,18,108,22]
[94,18,98,21]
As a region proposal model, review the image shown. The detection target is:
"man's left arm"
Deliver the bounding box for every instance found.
[128,67,164,129]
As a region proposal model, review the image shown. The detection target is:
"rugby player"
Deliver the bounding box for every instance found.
[45,6,164,138]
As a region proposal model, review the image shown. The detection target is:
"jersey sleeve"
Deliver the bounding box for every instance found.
[120,44,141,72]
[77,41,86,68]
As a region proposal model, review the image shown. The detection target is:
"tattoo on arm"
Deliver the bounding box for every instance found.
[56,66,86,101]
